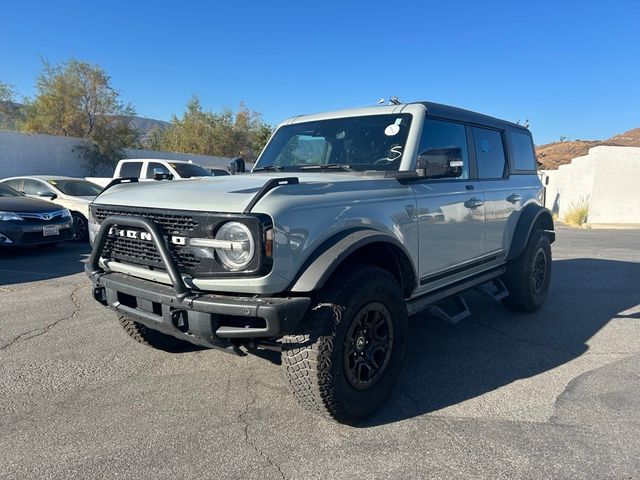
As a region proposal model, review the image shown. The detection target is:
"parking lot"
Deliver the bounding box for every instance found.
[0,226,638,479]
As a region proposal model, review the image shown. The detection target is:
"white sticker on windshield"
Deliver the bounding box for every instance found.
[384,124,400,136]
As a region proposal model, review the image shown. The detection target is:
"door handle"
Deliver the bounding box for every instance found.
[507,194,522,203]
[464,198,484,209]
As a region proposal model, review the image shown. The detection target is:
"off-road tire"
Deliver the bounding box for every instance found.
[118,314,194,352]
[282,263,408,424]
[502,229,552,312]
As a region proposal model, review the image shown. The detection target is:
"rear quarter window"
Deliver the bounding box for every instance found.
[509,130,537,171]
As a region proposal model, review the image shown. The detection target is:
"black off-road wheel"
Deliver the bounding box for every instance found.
[118,314,194,352]
[282,263,408,424]
[502,229,552,312]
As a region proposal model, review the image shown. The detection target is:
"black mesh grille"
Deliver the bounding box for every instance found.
[93,207,198,234]
[103,234,200,269]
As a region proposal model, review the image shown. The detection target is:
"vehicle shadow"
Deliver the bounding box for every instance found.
[0,242,90,286]
[362,258,640,427]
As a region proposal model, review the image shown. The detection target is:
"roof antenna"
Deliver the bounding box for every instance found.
[377,97,386,104]
[389,96,402,105]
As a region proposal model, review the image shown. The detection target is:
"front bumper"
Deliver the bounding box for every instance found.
[0,219,73,246]
[86,215,310,351]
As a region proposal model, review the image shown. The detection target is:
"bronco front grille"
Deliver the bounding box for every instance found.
[103,235,200,269]
[93,207,198,234]
[91,205,272,278]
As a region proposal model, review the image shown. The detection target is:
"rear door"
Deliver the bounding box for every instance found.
[412,118,486,292]
[118,161,144,179]
[472,127,515,257]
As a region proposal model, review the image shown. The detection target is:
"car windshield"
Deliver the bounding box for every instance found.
[47,179,102,196]
[0,184,22,197]
[170,163,212,178]
[255,114,413,172]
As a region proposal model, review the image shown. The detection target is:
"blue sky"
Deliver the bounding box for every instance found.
[1,0,638,144]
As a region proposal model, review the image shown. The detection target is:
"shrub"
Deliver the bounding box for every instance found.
[563,199,589,227]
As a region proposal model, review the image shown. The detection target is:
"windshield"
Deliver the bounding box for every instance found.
[255,114,413,172]
[48,179,102,196]
[170,163,212,178]
[0,184,22,197]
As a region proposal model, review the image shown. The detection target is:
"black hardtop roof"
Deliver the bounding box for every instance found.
[414,101,528,132]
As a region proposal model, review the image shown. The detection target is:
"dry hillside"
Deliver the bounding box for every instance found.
[536,127,640,170]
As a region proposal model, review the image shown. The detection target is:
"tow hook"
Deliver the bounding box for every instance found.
[92,287,107,305]
[171,309,189,332]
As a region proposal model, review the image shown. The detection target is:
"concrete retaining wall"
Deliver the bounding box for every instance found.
[542,146,640,225]
[0,130,232,178]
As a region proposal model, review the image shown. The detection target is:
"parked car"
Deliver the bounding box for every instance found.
[86,159,213,187]
[0,183,73,247]
[85,101,554,424]
[0,176,102,241]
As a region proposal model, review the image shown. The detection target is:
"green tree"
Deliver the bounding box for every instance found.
[146,96,272,162]
[0,80,24,129]
[22,60,139,172]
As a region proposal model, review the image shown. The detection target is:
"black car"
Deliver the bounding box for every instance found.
[0,184,74,246]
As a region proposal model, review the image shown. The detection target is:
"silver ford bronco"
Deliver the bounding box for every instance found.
[86,101,554,424]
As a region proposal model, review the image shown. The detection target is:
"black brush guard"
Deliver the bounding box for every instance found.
[86,215,310,352]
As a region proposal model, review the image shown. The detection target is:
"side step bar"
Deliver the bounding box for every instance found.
[407,267,505,317]
[475,278,509,302]
[428,296,471,324]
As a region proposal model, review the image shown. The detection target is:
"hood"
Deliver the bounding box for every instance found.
[92,173,370,213]
[0,195,66,213]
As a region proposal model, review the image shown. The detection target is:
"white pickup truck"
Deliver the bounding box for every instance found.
[86,158,220,187]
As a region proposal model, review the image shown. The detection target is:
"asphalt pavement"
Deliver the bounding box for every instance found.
[1,226,639,479]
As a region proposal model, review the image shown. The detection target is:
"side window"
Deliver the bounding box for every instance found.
[472,127,507,179]
[417,119,469,179]
[146,162,171,178]
[509,130,536,171]
[3,179,22,191]
[22,179,52,195]
[119,162,143,178]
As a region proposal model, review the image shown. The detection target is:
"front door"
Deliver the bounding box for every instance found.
[412,118,486,293]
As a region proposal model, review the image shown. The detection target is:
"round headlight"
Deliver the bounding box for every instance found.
[215,222,255,271]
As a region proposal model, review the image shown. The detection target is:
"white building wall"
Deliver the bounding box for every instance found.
[542,146,640,225]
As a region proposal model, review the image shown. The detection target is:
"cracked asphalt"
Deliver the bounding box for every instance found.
[1,226,639,479]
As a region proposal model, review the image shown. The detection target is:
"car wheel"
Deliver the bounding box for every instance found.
[502,229,552,312]
[119,314,195,352]
[72,213,89,242]
[282,263,408,424]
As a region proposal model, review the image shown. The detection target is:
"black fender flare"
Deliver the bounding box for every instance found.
[506,204,555,261]
[288,229,418,297]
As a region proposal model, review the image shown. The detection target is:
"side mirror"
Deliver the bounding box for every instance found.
[39,191,58,200]
[229,157,246,175]
[153,168,174,181]
[417,147,464,179]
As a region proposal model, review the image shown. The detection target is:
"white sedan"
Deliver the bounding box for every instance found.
[0,176,102,241]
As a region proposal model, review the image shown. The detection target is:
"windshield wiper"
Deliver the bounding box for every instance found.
[252,165,284,172]
[298,163,352,171]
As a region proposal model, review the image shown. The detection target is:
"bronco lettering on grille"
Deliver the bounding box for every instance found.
[108,227,187,245]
